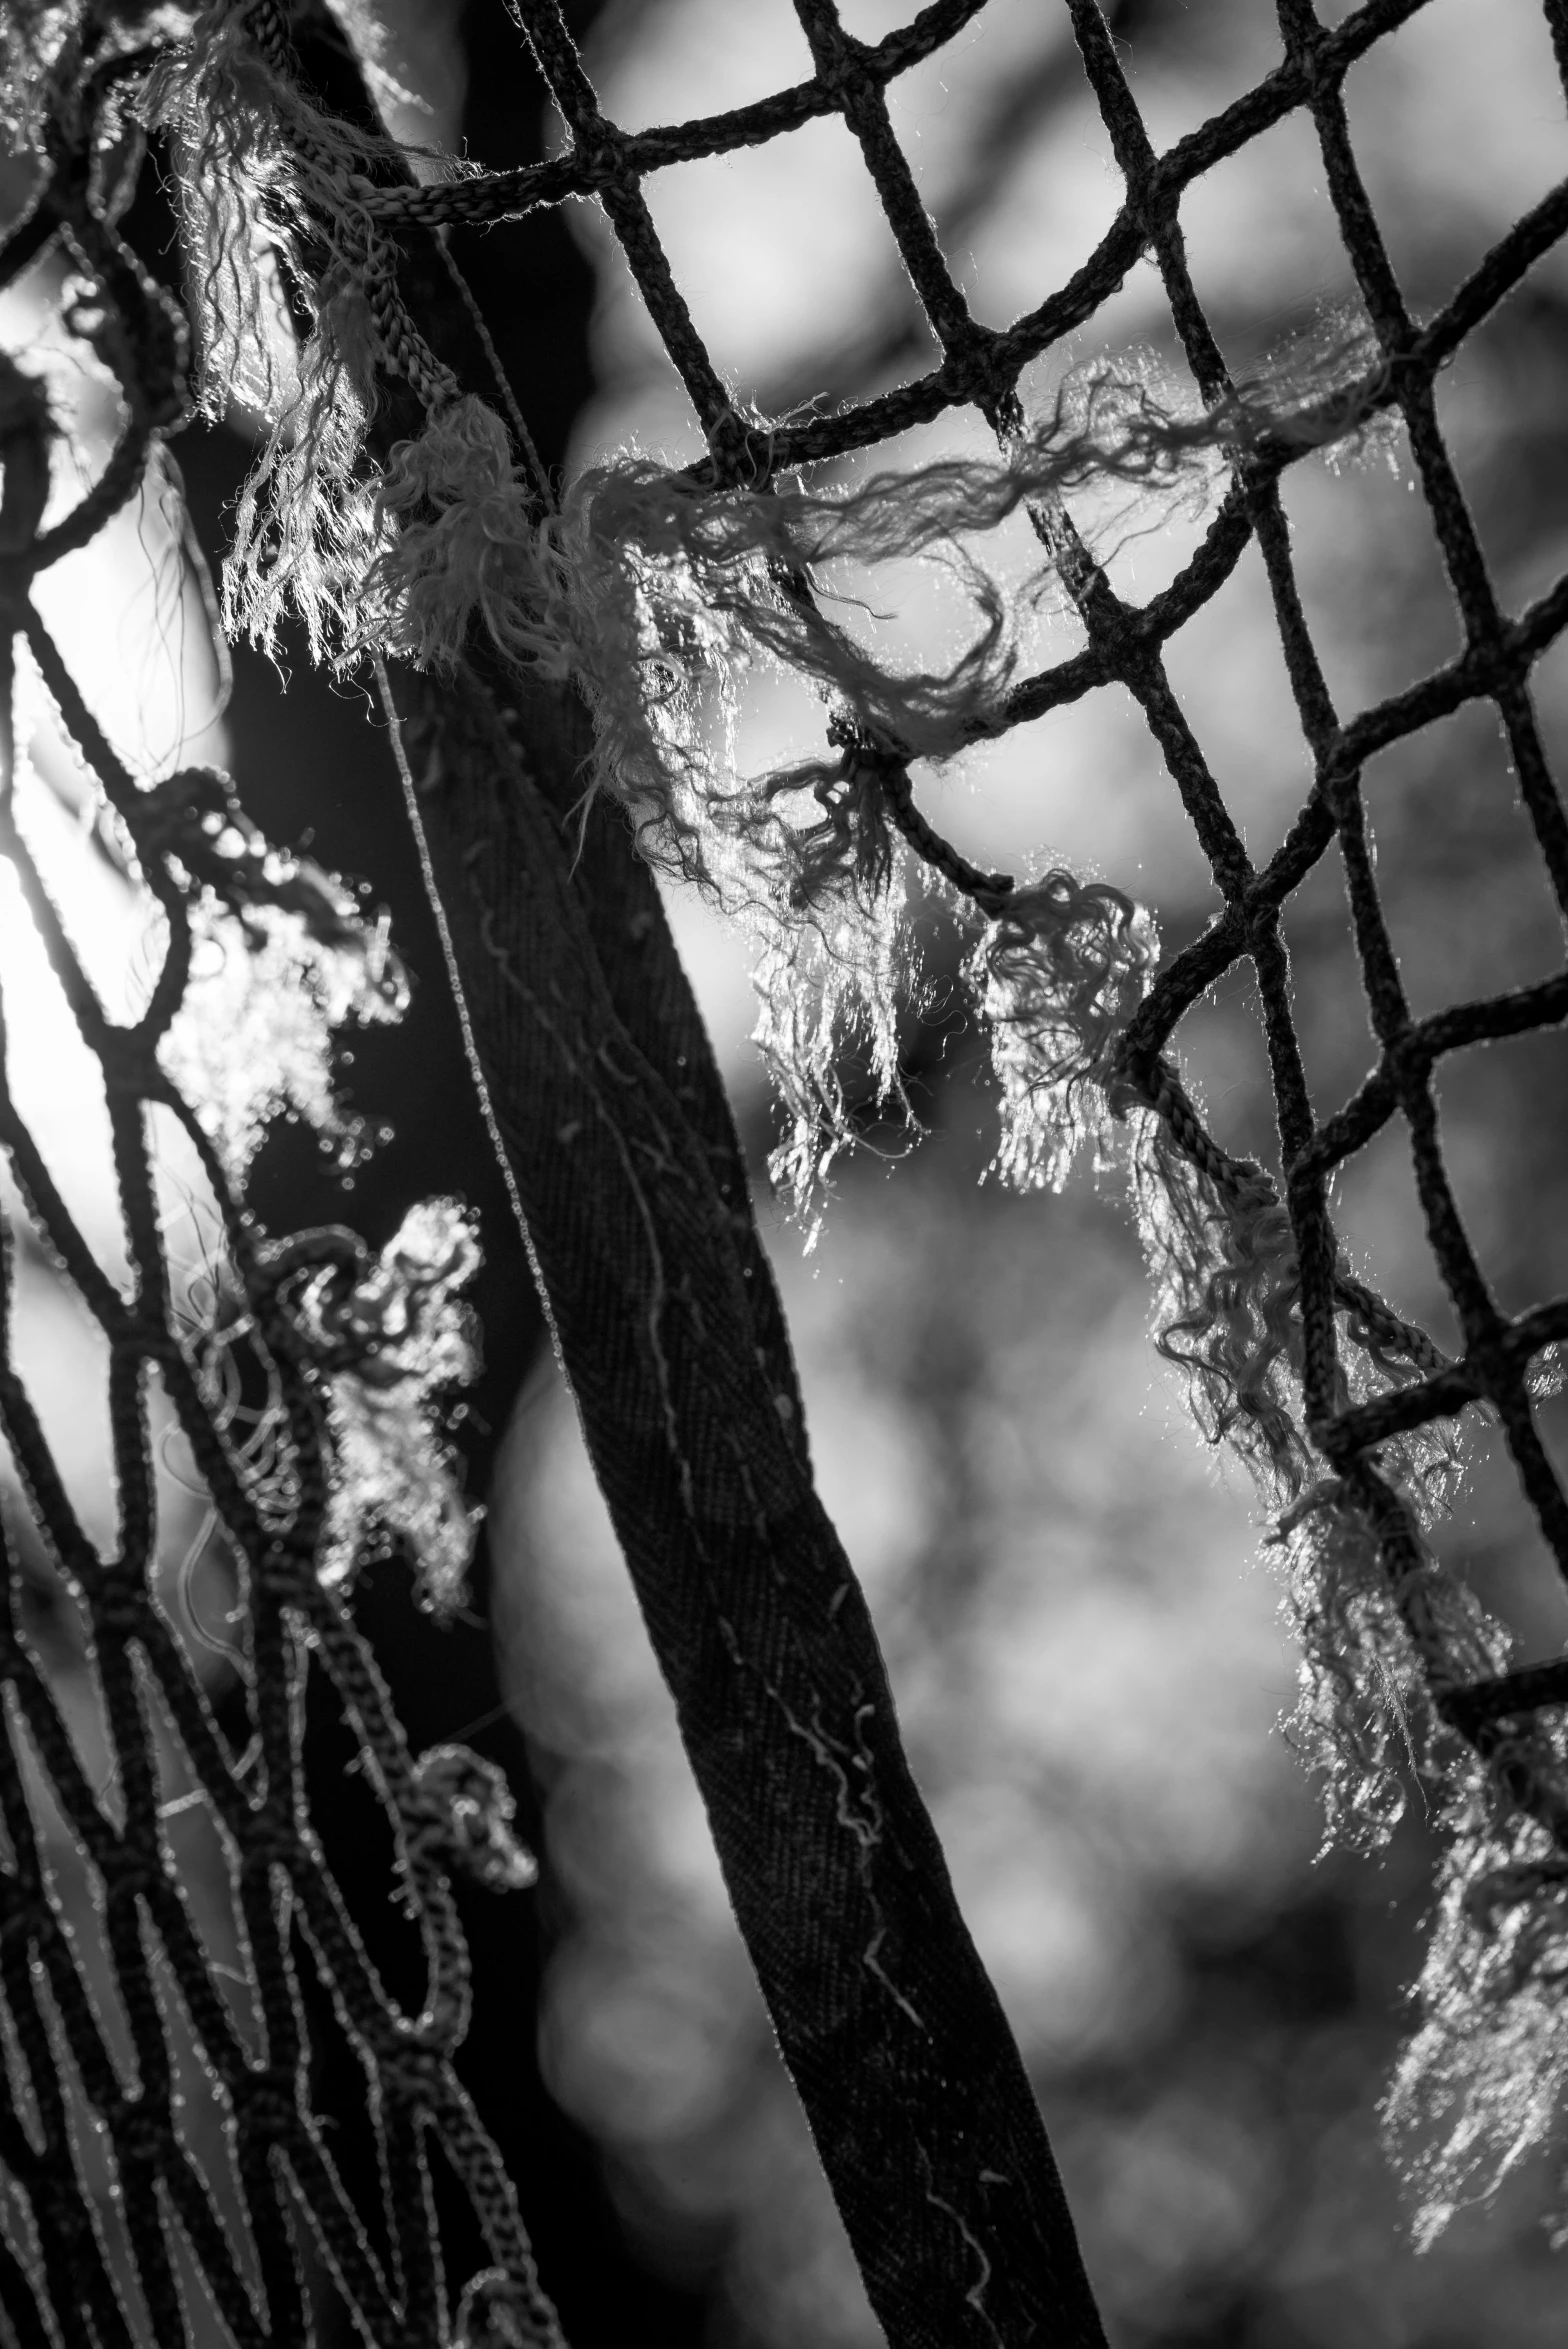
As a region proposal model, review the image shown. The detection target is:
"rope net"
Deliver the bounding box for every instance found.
[0,26,558,2347]
[3,0,1568,2340]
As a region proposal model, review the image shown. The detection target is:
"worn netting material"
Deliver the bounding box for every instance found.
[5,0,1568,2341]
[0,70,560,2349]
[373,0,1568,2193]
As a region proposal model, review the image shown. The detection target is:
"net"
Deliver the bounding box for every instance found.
[347,0,1568,2244]
[2,1,1568,2344]
[0,52,562,2349]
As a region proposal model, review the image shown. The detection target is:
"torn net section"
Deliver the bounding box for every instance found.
[332,0,1568,2246]
[0,79,562,2349]
[5,0,1568,2338]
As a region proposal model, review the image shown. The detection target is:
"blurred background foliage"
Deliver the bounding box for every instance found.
[7,0,1568,2342]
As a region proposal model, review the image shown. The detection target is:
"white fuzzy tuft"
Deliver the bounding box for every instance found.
[146,4,456,657]
[753,882,911,1234]
[1385,1736,1568,2246]
[161,894,404,1177]
[972,870,1157,1192]
[223,271,385,663]
[310,1198,483,1612]
[1272,1482,1512,1854]
[1132,1112,1311,1497]
[1120,1090,1503,1863]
